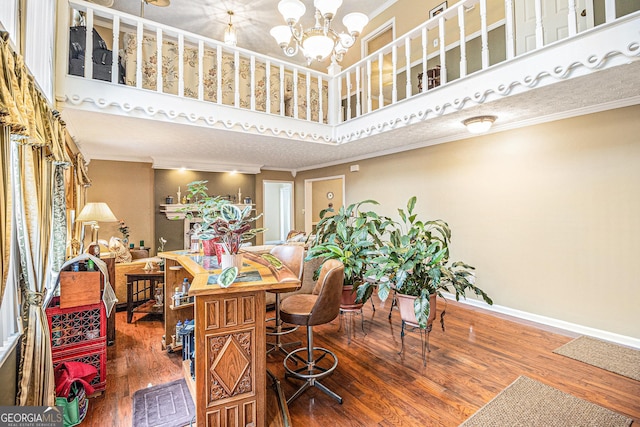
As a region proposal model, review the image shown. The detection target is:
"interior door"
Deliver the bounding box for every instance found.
[263,181,294,244]
[515,0,594,55]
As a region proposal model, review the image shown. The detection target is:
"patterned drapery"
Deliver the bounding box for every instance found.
[0,31,70,406]
[121,33,328,122]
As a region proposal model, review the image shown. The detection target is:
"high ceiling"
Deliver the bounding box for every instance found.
[107,0,392,66]
[66,1,640,172]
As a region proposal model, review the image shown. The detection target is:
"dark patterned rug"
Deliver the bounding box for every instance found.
[132,379,195,427]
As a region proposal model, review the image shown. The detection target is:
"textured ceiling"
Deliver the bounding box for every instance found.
[65,59,640,172]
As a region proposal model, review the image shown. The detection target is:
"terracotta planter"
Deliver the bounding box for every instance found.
[340,284,364,311]
[221,253,243,270]
[396,292,437,328]
[201,238,220,257]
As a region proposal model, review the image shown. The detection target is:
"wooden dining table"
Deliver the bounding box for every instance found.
[160,249,300,427]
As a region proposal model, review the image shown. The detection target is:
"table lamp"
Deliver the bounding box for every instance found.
[76,202,118,255]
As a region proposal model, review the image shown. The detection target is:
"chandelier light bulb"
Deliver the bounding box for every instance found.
[343,12,368,37]
[314,0,343,21]
[278,0,306,25]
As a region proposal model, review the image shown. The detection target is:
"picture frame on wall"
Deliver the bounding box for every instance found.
[429,1,447,19]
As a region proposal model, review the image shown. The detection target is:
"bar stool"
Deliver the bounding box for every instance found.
[280,259,344,404]
[266,245,305,356]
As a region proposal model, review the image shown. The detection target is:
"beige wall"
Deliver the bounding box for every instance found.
[85,160,154,251]
[311,178,343,223]
[294,106,640,339]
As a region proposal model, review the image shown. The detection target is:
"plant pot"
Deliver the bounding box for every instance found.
[340,284,364,311]
[213,242,226,265]
[396,293,437,328]
[221,253,243,270]
[201,238,220,257]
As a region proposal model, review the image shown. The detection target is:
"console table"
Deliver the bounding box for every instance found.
[159,250,300,427]
[125,269,164,323]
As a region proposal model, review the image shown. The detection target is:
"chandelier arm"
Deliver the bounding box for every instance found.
[282,44,299,57]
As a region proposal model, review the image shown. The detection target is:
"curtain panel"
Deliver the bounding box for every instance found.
[121,33,328,122]
[0,31,70,406]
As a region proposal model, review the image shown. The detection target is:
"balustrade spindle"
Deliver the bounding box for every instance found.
[481,0,489,69]
[378,52,384,107]
[356,66,361,117]
[405,38,411,98]
[568,0,578,36]
[266,60,271,114]
[535,0,544,49]
[198,41,204,101]
[111,16,120,84]
[346,72,351,121]
[367,60,372,113]
[216,46,222,104]
[458,6,467,78]
[157,29,163,93]
[392,45,397,103]
[84,9,94,81]
[421,27,427,93]
[604,0,616,23]
[136,21,143,89]
[178,34,184,97]
[438,16,447,85]
[318,76,323,123]
[234,50,240,107]
[293,69,299,119]
[306,72,311,120]
[250,56,256,111]
[505,0,515,60]
[279,65,285,116]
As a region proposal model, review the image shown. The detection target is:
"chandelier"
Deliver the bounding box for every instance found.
[270,0,369,64]
[224,11,237,47]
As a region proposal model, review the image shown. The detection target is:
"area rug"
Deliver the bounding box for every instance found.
[132,379,195,427]
[459,376,632,427]
[553,336,640,381]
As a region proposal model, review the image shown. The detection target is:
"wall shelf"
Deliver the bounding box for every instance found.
[160,203,255,220]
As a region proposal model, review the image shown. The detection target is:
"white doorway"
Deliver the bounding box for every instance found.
[304,175,345,235]
[515,0,594,55]
[263,180,294,244]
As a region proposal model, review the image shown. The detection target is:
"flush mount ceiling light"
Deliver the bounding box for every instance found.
[224,11,237,47]
[463,115,497,134]
[270,0,368,64]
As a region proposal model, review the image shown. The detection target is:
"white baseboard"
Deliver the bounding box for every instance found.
[442,294,640,350]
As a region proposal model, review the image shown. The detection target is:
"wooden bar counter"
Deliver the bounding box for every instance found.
[160,250,300,427]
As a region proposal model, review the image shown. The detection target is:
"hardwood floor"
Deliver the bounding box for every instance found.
[83,298,640,426]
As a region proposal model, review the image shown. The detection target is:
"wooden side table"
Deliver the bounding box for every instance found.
[125,269,164,323]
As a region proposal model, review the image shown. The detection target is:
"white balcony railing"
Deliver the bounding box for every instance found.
[57,0,637,136]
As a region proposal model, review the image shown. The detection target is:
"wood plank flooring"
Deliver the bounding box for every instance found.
[83,297,640,426]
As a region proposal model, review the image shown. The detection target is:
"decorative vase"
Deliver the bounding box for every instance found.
[201,238,220,257]
[396,293,437,328]
[213,242,226,265]
[221,253,243,270]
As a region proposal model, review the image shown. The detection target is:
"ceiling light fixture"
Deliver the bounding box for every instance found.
[463,115,497,134]
[270,0,368,64]
[224,11,237,47]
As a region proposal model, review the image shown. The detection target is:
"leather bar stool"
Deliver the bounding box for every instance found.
[266,245,305,356]
[280,259,345,404]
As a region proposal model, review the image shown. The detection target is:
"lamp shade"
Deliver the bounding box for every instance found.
[303,32,336,62]
[314,0,342,20]
[270,25,293,46]
[76,202,118,223]
[278,0,306,25]
[342,12,368,36]
[463,115,497,134]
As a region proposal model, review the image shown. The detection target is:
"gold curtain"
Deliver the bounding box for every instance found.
[0,31,70,406]
[0,125,10,304]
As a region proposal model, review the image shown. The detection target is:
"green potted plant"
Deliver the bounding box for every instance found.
[185,181,265,268]
[362,196,493,330]
[306,200,392,307]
